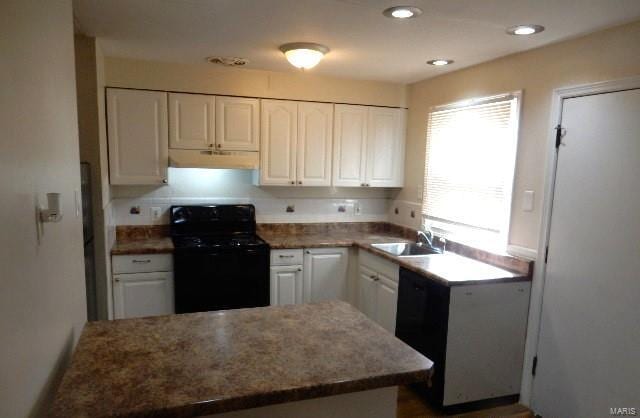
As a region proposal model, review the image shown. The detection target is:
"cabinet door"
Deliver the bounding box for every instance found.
[303,248,348,303]
[333,104,368,187]
[270,265,303,306]
[358,265,378,320]
[366,107,406,187]
[260,100,298,185]
[297,102,333,186]
[376,274,399,333]
[113,271,174,319]
[107,88,168,185]
[215,96,259,151]
[168,93,215,150]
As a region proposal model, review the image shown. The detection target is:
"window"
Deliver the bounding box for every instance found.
[422,92,520,248]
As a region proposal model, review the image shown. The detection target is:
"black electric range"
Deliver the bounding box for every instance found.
[170,204,270,314]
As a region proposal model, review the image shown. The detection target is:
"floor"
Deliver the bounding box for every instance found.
[397,386,533,418]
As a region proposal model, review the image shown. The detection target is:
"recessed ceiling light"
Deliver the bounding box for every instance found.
[279,42,330,70]
[506,24,545,36]
[383,6,423,19]
[427,59,454,66]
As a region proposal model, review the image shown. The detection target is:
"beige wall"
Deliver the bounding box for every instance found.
[104,57,407,107]
[0,1,87,417]
[395,21,640,252]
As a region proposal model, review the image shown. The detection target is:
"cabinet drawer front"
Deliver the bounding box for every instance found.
[359,250,399,282]
[112,254,173,274]
[270,249,303,265]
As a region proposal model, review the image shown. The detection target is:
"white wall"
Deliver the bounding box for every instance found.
[393,20,640,253]
[112,169,391,225]
[0,1,87,416]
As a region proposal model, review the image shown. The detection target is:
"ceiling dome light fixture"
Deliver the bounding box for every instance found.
[279,42,330,70]
[383,6,423,19]
[506,24,545,36]
[427,59,454,66]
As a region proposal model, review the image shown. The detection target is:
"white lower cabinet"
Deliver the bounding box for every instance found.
[112,254,174,319]
[303,248,349,303]
[113,272,174,319]
[270,248,349,305]
[270,265,303,306]
[358,250,399,333]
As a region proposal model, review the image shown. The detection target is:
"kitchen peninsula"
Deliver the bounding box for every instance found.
[49,301,433,418]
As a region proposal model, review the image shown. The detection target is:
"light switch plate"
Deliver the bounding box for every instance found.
[522,190,535,212]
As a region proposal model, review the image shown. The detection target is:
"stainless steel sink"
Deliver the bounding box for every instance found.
[371,242,443,257]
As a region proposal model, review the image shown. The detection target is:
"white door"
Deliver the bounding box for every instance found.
[260,100,298,185]
[113,272,174,319]
[375,274,398,333]
[366,107,405,187]
[358,265,378,320]
[215,96,259,151]
[168,93,215,150]
[270,265,303,306]
[297,102,333,186]
[333,104,368,187]
[302,248,348,303]
[106,88,168,185]
[532,88,640,417]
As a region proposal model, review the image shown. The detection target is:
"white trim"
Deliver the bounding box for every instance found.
[519,75,640,407]
[506,244,537,260]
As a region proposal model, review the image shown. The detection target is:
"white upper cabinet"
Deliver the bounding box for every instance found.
[168,93,215,150]
[215,96,259,151]
[366,107,406,187]
[260,99,298,185]
[333,104,368,187]
[297,102,333,186]
[333,105,406,188]
[107,88,169,185]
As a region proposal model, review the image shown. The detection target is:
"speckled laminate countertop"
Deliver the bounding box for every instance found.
[111,236,174,255]
[49,301,433,418]
[260,231,530,286]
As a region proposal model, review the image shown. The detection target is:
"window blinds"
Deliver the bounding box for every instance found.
[423,95,519,238]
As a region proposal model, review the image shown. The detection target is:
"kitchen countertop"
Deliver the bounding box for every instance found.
[110,223,531,286]
[49,301,433,418]
[260,231,530,286]
[111,236,174,255]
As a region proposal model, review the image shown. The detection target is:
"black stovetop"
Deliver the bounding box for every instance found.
[172,234,267,250]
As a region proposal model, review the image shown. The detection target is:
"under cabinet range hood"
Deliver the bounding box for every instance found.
[169,149,259,170]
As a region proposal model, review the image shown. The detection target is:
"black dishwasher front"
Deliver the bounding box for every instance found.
[395,267,451,406]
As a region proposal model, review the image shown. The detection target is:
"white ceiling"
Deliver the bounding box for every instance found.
[73,0,640,83]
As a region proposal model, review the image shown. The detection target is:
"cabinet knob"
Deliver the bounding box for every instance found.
[217,144,221,148]
[290,181,295,185]
[370,274,377,279]
[298,268,302,272]
[162,179,168,184]
[360,183,365,187]
[208,144,213,148]
[298,181,302,185]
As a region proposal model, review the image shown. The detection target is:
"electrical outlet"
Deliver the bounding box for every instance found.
[150,207,162,221]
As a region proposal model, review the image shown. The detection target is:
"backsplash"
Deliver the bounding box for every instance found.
[111,168,392,225]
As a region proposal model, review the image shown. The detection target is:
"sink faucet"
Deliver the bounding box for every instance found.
[417,229,434,247]
[417,228,446,253]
